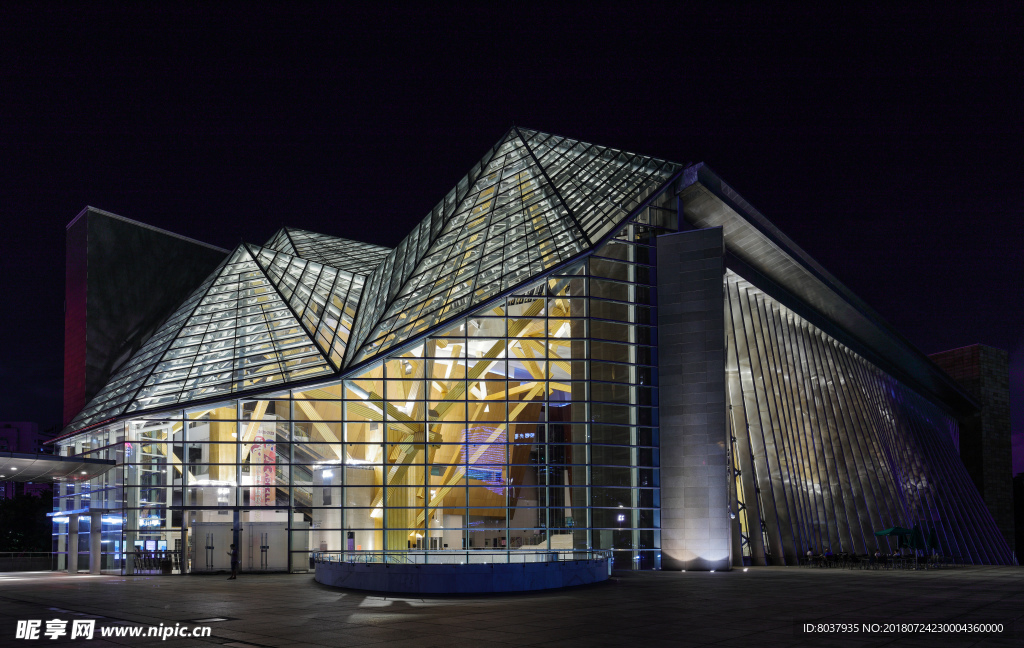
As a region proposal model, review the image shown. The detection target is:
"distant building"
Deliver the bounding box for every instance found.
[0,422,55,497]
[930,345,1015,554]
[51,128,1016,576]
[1014,473,1024,563]
[63,207,228,426]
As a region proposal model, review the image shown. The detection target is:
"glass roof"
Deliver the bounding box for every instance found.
[345,127,680,365]
[519,128,681,242]
[127,245,334,412]
[264,227,391,276]
[63,128,681,435]
[263,228,297,256]
[346,132,509,366]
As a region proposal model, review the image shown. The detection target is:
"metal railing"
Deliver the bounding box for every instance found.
[800,553,966,570]
[312,549,612,566]
[0,552,54,572]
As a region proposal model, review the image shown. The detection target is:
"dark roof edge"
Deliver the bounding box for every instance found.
[680,163,979,417]
[69,206,231,254]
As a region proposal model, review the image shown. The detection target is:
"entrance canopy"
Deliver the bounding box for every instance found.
[0,452,115,482]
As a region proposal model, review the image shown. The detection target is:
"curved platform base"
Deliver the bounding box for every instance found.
[315,557,612,594]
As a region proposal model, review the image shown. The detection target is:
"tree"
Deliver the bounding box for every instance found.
[0,489,54,551]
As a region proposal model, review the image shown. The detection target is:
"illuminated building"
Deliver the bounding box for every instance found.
[50,128,1016,575]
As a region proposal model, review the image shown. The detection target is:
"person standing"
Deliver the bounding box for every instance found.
[227,543,239,580]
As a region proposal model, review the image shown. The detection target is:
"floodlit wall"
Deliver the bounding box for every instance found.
[656,227,730,571]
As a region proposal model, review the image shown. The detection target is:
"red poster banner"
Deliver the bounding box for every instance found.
[251,434,275,508]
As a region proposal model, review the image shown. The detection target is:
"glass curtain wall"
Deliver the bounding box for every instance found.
[53,427,124,572]
[55,216,664,572]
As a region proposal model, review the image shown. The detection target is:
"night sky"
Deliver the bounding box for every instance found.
[2,4,1021,472]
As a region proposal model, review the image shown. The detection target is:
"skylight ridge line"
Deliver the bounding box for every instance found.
[347,227,425,363]
[282,229,372,277]
[311,269,345,363]
[353,141,497,349]
[283,227,300,258]
[513,126,593,249]
[294,253,328,324]
[131,262,237,410]
[447,144,509,335]
[580,154,662,232]
[565,152,667,236]
[355,147,677,367]
[554,144,628,229]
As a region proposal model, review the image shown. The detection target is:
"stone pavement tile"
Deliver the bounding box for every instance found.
[547,637,703,648]
[444,627,557,645]
[208,628,279,643]
[322,626,432,643]
[410,615,494,628]
[486,623,560,635]
[563,634,675,648]
[250,636,325,648]
[285,629,390,646]
[3,568,1023,647]
[343,612,436,625]
[372,637,520,648]
[701,638,806,648]
[516,614,596,629]
[359,619,447,632]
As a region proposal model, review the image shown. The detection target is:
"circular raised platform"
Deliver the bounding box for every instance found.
[313,550,612,594]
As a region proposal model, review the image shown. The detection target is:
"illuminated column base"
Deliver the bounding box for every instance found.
[89,511,102,574]
[68,515,79,574]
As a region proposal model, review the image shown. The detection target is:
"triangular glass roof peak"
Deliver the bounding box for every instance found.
[344,127,680,366]
[264,228,298,257]
[62,259,227,433]
[63,244,336,434]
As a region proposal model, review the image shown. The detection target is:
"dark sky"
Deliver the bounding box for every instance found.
[2,3,1021,471]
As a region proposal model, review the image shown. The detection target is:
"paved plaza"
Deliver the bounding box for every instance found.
[1,567,1021,647]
